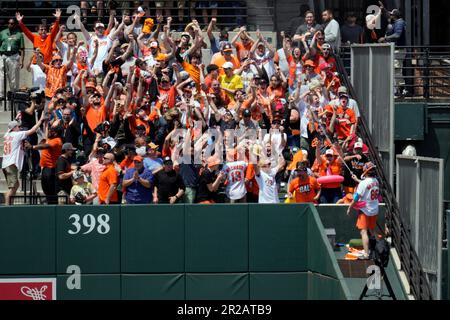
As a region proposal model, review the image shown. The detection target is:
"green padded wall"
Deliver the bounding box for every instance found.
[308,273,347,300]
[186,273,249,300]
[185,205,248,272]
[121,274,185,300]
[57,275,120,300]
[121,205,184,273]
[56,206,120,274]
[308,205,345,279]
[317,205,386,244]
[249,204,308,272]
[249,273,308,300]
[0,204,351,300]
[0,206,55,274]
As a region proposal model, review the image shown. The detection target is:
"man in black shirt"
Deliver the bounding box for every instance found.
[153,157,185,204]
[196,156,226,204]
[56,143,77,204]
[343,141,368,194]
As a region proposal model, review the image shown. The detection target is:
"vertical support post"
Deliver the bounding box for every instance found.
[424,48,430,99]
[3,57,6,111]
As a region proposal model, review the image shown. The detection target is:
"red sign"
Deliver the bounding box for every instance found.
[0,278,56,300]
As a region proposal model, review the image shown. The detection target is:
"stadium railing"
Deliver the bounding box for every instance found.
[339,45,450,99]
[335,51,434,300]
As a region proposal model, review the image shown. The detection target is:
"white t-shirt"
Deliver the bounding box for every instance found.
[89,34,112,73]
[263,131,287,158]
[223,160,247,200]
[253,51,275,79]
[2,131,28,171]
[255,168,279,203]
[355,177,379,216]
[30,64,46,92]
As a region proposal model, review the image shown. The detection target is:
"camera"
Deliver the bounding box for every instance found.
[8,87,44,106]
[94,121,111,133]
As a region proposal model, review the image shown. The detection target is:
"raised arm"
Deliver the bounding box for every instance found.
[16,12,34,42]
[75,13,91,42]
[49,9,61,40]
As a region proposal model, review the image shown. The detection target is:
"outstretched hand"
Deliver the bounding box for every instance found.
[54,8,62,19]
[15,12,23,22]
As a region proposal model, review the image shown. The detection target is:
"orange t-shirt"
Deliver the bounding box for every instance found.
[44,65,68,98]
[85,103,107,133]
[245,164,259,195]
[234,41,254,61]
[182,61,200,89]
[318,156,343,188]
[210,53,241,76]
[287,151,305,171]
[19,20,60,64]
[335,107,356,140]
[267,86,286,100]
[289,176,320,203]
[120,157,135,171]
[98,164,119,203]
[40,137,63,168]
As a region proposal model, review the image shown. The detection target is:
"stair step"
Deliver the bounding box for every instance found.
[0,178,44,194]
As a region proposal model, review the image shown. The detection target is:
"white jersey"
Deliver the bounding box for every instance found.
[263,131,286,158]
[30,64,46,92]
[223,161,247,200]
[89,34,112,73]
[2,131,28,171]
[355,177,379,216]
[255,168,279,203]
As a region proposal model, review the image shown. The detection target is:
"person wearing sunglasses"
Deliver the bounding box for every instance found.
[35,41,82,110]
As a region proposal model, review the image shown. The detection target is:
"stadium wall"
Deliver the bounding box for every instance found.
[0,204,350,300]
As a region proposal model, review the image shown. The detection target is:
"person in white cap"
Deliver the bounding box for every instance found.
[74,13,123,80]
[1,114,45,205]
[70,170,97,205]
[219,61,243,101]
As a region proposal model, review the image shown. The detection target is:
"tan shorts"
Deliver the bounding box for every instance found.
[2,164,19,189]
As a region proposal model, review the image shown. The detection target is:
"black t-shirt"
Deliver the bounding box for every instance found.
[343,153,369,187]
[195,168,218,203]
[56,155,73,194]
[341,23,364,44]
[63,120,81,149]
[154,169,186,203]
[179,163,201,188]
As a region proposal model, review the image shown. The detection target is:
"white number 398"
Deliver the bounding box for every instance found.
[68,214,110,235]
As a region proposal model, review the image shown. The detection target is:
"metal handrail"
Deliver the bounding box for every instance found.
[335,53,434,300]
[339,45,450,99]
[0,0,275,30]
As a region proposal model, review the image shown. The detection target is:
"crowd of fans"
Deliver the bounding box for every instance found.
[0,2,405,206]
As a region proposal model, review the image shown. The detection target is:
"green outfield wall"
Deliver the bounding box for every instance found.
[0,204,350,300]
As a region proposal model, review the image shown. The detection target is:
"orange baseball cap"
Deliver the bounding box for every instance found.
[133,155,144,162]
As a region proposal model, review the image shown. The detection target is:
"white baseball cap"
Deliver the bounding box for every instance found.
[354,141,363,149]
[222,62,234,70]
[325,149,334,156]
[95,22,105,29]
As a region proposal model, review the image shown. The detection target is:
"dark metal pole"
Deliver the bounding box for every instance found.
[3,57,6,111]
[424,48,430,99]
